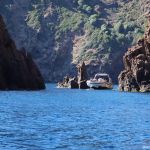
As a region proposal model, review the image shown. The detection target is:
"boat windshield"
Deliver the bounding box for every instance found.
[94,74,109,82]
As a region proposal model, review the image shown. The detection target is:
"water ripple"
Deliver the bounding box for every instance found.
[0,84,150,150]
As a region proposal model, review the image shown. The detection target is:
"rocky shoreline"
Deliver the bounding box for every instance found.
[0,15,45,90]
[118,15,150,92]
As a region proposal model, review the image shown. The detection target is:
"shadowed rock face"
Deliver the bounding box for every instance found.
[77,62,88,83]
[77,62,89,89]
[118,16,150,92]
[0,15,45,90]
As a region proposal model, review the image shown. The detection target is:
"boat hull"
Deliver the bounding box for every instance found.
[86,81,113,90]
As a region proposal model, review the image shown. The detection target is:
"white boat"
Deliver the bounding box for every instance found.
[86,73,113,89]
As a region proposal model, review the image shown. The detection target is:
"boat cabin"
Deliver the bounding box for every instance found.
[94,73,110,82]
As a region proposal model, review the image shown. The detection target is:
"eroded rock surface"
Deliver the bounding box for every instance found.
[77,62,89,89]
[118,16,150,92]
[0,15,45,90]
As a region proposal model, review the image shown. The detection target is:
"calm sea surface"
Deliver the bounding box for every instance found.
[0,84,150,150]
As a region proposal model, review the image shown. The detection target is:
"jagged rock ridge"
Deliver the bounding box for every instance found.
[0,15,45,90]
[118,15,150,92]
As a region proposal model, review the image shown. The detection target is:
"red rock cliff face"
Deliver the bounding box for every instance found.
[118,16,150,92]
[0,15,45,90]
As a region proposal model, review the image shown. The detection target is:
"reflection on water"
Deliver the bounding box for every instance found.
[0,84,150,150]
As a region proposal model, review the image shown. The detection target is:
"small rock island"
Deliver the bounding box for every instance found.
[57,62,89,89]
[118,15,150,92]
[0,15,45,90]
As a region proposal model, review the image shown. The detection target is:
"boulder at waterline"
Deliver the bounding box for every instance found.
[78,80,89,89]
[68,78,79,89]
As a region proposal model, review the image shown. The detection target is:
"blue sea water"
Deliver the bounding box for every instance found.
[0,84,150,150]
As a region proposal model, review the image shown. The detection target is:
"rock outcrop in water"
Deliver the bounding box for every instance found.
[57,76,79,89]
[77,62,89,89]
[0,15,45,90]
[118,15,150,92]
[57,62,89,89]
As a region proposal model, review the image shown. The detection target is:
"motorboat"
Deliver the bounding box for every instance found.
[86,73,113,89]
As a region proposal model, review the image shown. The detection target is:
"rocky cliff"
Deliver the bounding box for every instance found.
[0,15,45,90]
[118,15,150,92]
[0,0,150,83]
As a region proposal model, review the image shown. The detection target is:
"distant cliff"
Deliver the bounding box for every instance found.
[0,0,150,82]
[118,15,150,92]
[0,15,45,90]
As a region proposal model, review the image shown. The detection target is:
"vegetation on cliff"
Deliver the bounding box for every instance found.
[0,0,149,82]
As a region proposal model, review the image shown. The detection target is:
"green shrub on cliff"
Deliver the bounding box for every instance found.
[82,5,92,13]
[89,14,99,25]
[77,0,85,6]
[57,7,84,33]
[27,9,41,31]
